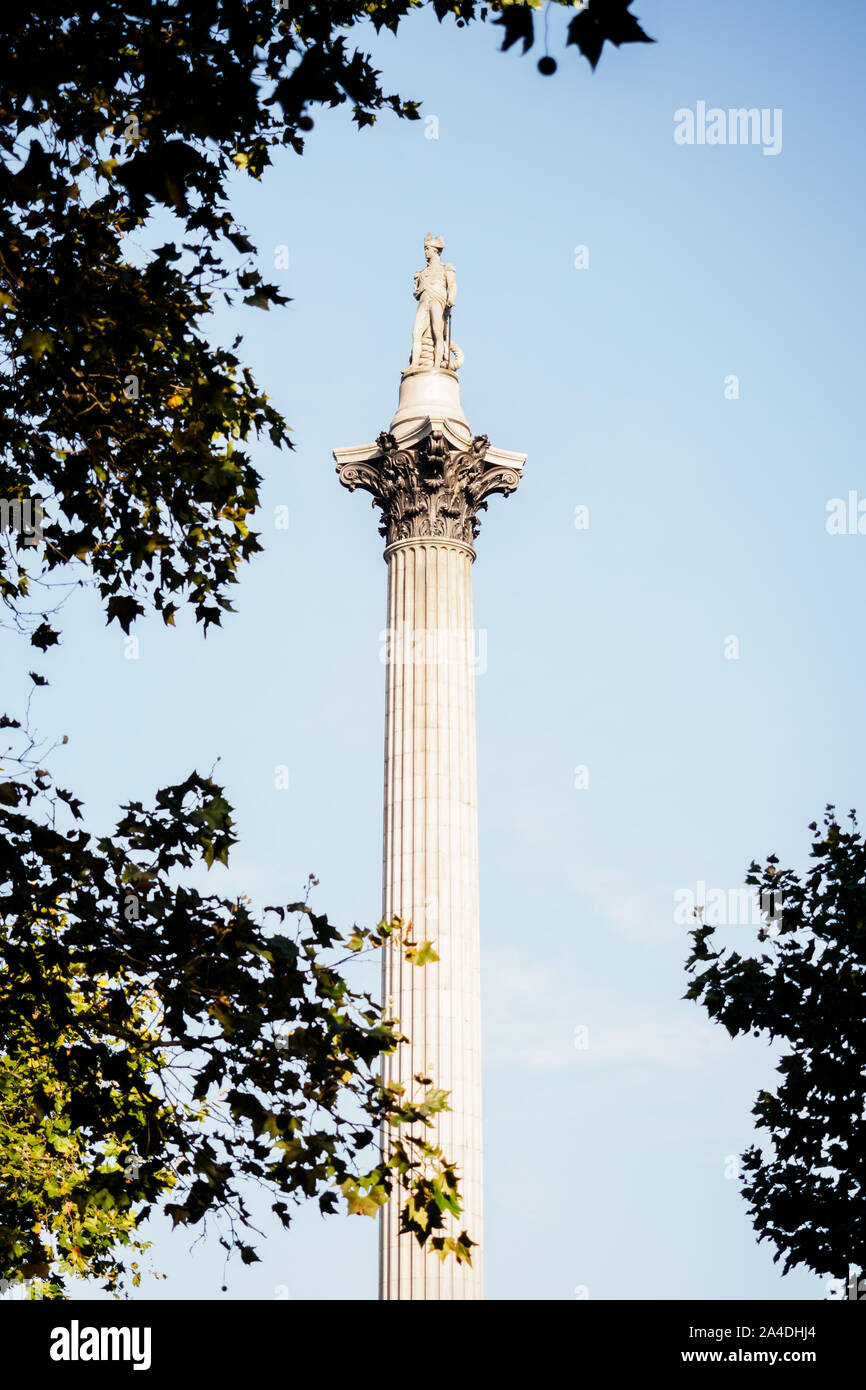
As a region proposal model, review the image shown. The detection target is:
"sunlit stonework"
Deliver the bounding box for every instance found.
[336,428,521,546]
[333,237,525,1301]
[335,235,523,550]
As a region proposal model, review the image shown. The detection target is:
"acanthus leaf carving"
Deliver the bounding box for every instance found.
[337,429,520,546]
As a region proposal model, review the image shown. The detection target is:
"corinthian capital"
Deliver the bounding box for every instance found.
[334,427,524,547]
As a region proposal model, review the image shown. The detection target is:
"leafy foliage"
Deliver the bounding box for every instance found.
[493,0,654,69]
[0,707,473,1297]
[0,0,655,1296]
[685,807,866,1282]
[1,980,164,1299]
[0,1,653,645]
[565,0,655,71]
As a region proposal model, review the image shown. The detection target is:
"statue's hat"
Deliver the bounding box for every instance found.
[424,233,444,250]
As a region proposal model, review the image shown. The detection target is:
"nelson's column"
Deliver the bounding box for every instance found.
[333,235,525,1300]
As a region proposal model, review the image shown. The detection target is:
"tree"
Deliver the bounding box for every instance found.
[0,708,472,1298]
[0,0,653,647]
[0,0,654,1294]
[685,807,866,1288]
[0,984,163,1301]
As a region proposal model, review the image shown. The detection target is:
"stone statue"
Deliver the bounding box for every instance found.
[410,234,458,371]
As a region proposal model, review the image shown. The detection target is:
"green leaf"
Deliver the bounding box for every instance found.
[405,940,439,966]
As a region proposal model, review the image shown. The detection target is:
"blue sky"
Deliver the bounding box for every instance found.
[8,0,866,1300]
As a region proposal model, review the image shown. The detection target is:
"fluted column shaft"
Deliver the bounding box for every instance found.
[379,536,483,1301]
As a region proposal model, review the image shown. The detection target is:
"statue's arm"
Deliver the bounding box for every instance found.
[444,264,457,307]
[412,269,422,301]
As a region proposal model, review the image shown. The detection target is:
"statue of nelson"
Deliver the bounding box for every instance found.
[410,234,457,370]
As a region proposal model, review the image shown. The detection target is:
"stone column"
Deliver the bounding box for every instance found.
[335,356,524,1301]
[379,534,482,1300]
